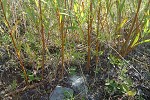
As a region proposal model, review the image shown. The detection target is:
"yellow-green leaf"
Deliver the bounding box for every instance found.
[34,0,39,8]
[131,32,140,47]
[117,18,128,31]
[81,12,84,17]
[74,3,78,13]
[127,90,136,96]
[60,15,62,23]
[0,26,4,33]
[135,39,150,46]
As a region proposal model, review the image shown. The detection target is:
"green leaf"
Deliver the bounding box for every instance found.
[29,74,35,81]
[11,80,17,90]
[122,84,129,92]
[35,76,41,81]
[65,26,78,30]
[69,66,76,75]
[3,0,7,15]
[60,13,73,17]
[119,0,125,12]
[144,19,149,33]
[41,0,47,3]
[105,82,110,85]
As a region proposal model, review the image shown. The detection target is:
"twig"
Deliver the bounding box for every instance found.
[4,79,53,97]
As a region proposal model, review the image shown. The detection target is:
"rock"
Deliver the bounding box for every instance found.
[69,75,88,97]
[49,86,74,100]
[137,85,150,100]
[142,71,150,81]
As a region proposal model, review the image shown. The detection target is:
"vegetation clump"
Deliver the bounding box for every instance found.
[0,0,149,99]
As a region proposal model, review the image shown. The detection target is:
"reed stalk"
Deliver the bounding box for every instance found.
[119,0,142,57]
[39,0,45,79]
[55,1,65,78]
[87,0,93,71]
[96,2,101,66]
[122,0,150,56]
[61,17,65,78]
[116,0,121,51]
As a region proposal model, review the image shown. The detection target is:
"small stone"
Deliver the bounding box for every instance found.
[69,75,88,97]
[49,86,74,100]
